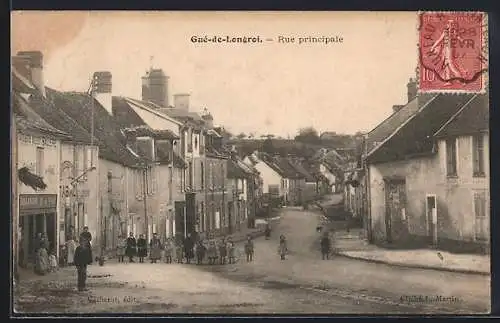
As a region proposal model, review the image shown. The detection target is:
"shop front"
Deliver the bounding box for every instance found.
[19,194,58,267]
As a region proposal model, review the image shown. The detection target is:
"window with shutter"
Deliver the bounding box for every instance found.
[36,147,44,176]
[472,135,485,177]
[446,138,457,177]
[474,191,488,241]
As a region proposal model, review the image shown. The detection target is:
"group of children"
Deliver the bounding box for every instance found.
[115,235,257,265]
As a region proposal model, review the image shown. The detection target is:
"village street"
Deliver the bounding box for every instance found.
[15,197,490,315]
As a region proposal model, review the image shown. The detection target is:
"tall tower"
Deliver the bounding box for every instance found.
[141,60,169,107]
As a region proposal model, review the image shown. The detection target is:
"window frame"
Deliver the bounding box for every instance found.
[445,137,458,177]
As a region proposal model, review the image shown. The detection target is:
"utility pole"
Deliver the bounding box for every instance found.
[143,164,149,242]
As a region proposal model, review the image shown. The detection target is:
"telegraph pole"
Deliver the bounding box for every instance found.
[143,164,149,242]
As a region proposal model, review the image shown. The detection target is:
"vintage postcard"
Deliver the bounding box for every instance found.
[11,11,490,315]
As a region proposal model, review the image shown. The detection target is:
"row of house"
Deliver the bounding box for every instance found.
[243,151,332,207]
[344,78,490,254]
[11,50,264,269]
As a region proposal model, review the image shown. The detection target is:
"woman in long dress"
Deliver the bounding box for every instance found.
[149,233,162,263]
[66,236,77,266]
[34,233,50,275]
[137,234,148,263]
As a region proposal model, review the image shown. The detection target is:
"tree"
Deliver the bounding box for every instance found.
[262,137,275,154]
[236,132,247,139]
[295,127,320,144]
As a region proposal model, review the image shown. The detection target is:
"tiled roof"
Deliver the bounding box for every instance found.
[288,161,316,182]
[368,93,475,164]
[227,159,249,179]
[112,97,147,128]
[273,157,304,179]
[121,125,178,141]
[366,95,437,154]
[26,90,95,144]
[13,93,70,138]
[46,88,140,167]
[434,94,489,138]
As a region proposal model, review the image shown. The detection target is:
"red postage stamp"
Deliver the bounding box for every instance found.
[418,11,488,93]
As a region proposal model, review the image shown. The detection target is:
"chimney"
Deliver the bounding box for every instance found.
[93,71,113,115]
[17,51,46,98]
[173,93,190,111]
[142,69,169,107]
[407,77,417,103]
[392,105,404,113]
[201,108,214,129]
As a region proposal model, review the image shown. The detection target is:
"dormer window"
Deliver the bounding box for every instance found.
[136,136,155,161]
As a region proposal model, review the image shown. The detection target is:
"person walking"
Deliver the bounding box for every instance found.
[320,232,331,260]
[265,223,271,240]
[244,235,254,262]
[137,234,148,263]
[195,239,207,265]
[184,233,195,264]
[74,239,92,291]
[149,233,162,264]
[278,235,288,260]
[164,238,174,264]
[116,235,127,263]
[126,232,137,263]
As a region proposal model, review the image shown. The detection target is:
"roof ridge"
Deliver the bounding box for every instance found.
[366,94,439,159]
[366,96,418,136]
[433,94,479,137]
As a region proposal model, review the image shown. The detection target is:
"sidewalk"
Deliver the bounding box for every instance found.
[332,228,490,276]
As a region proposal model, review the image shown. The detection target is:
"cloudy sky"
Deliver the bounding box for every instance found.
[12,11,418,137]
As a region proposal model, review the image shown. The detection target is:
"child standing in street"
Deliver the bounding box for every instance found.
[195,239,207,265]
[227,238,236,264]
[278,235,288,260]
[207,239,218,265]
[244,236,254,262]
[49,250,58,272]
[218,237,227,265]
[164,238,174,264]
[74,239,92,291]
[175,239,184,264]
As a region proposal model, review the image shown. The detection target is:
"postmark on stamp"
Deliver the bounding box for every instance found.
[418,11,488,93]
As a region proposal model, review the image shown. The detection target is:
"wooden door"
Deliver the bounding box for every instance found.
[384,179,406,243]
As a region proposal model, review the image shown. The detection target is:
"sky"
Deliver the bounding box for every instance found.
[12,11,418,138]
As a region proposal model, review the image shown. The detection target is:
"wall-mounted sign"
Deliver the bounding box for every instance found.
[19,194,57,215]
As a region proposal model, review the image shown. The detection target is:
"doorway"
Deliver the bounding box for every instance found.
[426,194,437,246]
[384,179,406,244]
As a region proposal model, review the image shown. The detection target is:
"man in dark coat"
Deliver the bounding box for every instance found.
[137,234,148,263]
[320,233,331,260]
[74,239,92,291]
[126,232,137,263]
[183,233,194,264]
[79,226,93,264]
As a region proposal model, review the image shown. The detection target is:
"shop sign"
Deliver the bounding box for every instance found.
[19,194,57,215]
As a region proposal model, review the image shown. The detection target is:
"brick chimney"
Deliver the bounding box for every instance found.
[93,71,113,115]
[173,93,190,111]
[407,77,417,103]
[17,51,46,98]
